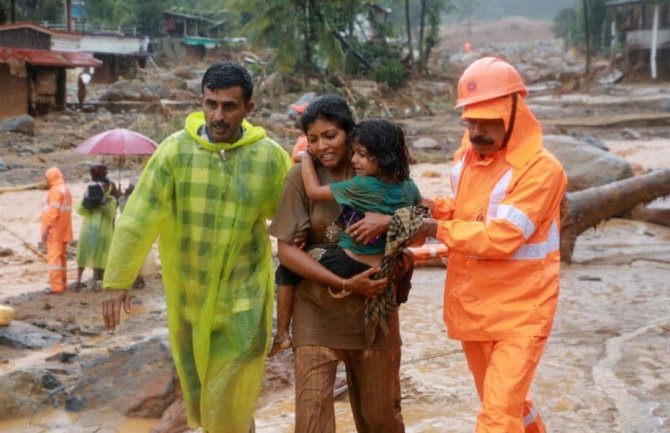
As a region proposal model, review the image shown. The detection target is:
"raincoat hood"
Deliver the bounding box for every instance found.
[185,112,267,152]
[460,94,542,168]
[45,167,64,187]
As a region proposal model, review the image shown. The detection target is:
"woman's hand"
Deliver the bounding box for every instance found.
[344,267,387,298]
[292,230,307,250]
[268,333,292,357]
[346,212,392,245]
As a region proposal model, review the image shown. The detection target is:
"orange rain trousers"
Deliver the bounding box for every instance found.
[41,167,73,293]
[461,337,547,433]
[47,240,69,293]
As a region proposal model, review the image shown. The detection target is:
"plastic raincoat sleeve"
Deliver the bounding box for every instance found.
[103,143,172,290]
[432,196,455,220]
[436,159,566,259]
[75,201,89,217]
[102,198,118,221]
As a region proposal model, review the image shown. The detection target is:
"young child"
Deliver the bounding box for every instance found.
[269,118,421,356]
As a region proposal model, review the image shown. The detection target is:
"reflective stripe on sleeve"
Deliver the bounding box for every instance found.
[486,169,513,223]
[496,204,536,240]
[450,156,465,199]
[510,221,559,260]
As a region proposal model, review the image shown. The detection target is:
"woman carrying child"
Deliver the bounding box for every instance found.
[269,95,417,433]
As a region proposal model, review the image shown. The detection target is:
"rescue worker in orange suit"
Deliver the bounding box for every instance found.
[41,167,73,294]
[289,102,309,163]
[414,57,568,433]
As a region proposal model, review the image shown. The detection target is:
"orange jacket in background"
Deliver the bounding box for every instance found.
[434,96,568,341]
[291,134,308,163]
[41,167,73,243]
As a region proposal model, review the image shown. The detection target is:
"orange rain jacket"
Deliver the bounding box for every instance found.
[41,167,73,243]
[434,95,567,341]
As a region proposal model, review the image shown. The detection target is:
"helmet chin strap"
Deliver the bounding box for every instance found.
[502,93,518,148]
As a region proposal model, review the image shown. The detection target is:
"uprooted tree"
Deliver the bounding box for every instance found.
[560,169,670,262]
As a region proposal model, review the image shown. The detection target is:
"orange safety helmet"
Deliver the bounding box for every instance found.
[455,57,528,108]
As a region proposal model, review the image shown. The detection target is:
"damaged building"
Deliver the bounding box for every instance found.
[0,23,100,120]
[606,0,670,79]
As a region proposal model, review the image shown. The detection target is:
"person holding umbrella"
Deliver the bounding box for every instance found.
[74,127,158,192]
[101,62,291,433]
[74,163,117,292]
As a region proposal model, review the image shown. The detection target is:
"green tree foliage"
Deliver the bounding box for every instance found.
[419,0,451,72]
[554,0,614,55]
[229,0,413,87]
[0,0,63,23]
[228,0,351,76]
[0,0,451,89]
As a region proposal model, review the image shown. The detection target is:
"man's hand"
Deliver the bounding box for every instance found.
[41,228,49,244]
[411,218,438,247]
[346,213,392,245]
[344,267,387,298]
[101,289,132,331]
[422,197,435,214]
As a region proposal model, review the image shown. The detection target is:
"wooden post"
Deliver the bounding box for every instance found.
[583,0,591,75]
[650,3,659,79]
[66,0,72,32]
[405,0,413,66]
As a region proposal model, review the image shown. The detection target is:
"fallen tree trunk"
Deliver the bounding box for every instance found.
[561,169,670,262]
[631,206,670,228]
[0,182,47,196]
[545,112,670,128]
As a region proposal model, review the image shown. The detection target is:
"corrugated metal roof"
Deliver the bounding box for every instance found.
[181,36,221,48]
[0,47,101,67]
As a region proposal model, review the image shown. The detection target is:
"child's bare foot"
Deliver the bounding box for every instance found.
[268,334,292,357]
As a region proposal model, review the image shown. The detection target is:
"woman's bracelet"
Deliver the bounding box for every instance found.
[273,333,291,344]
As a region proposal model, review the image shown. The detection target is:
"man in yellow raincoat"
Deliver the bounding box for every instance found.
[41,166,73,294]
[413,58,568,433]
[101,62,291,433]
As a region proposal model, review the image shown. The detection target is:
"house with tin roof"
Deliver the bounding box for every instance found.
[0,23,100,119]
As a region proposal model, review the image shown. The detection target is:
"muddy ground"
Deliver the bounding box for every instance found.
[1,17,670,433]
[2,102,669,433]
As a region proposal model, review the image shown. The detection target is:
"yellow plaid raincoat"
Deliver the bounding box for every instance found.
[103,112,291,433]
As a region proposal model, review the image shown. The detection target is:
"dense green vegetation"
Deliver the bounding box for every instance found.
[0,0,640,86]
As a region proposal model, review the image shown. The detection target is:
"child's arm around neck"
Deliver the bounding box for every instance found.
[301,152,335,202]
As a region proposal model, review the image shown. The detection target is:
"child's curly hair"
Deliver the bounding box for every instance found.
[353,119,410,180]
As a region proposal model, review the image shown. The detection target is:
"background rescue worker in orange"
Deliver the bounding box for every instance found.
[41,167,73,294]
[414,57,568,433]
[289,102,309,163]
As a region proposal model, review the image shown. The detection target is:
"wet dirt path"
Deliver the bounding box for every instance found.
[2,167,669,431]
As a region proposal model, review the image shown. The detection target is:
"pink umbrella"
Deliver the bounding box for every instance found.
[74,128,158,155]
[74,128,159,187]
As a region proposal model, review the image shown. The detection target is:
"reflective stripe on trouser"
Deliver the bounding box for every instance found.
[47,241,68,293]
[293,345,405,433]
[461,337,547,433]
